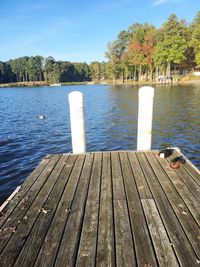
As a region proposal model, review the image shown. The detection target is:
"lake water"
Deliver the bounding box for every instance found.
[0,84,200,203]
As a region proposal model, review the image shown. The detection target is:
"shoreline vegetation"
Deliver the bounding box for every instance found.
[0,12,200,86]
[0,76,200,88]
[0,81,88,88]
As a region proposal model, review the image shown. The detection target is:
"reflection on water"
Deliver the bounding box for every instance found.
[0,84,199,203]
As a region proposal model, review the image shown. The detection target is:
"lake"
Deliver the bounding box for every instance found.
[0,84,200,203]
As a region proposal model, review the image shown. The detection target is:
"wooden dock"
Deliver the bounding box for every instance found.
[0,150,199,266]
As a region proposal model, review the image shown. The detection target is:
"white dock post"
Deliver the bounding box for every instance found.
[68,91,86,153]
[137,86,155,151]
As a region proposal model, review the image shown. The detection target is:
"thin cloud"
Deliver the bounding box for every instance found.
[151,0,168,6]
[151,0,184,6]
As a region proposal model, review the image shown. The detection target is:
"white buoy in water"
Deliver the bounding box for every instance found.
[39,114,45,120]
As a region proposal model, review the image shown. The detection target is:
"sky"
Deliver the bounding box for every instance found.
[0,0,199,63]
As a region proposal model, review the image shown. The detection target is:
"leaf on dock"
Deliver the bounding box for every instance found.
[0,226,16,233]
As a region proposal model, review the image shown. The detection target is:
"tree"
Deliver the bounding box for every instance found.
[27,57,38,81]
[105,41,122,82]
[10,58,21,82]
[105,30,131,83]
[153,14,188,76]
[43,56,55,82]
[89,61,101,81]
[127,41,144,81]
[73,62,91,81]
[0,56,93,84]
[126,23,156,81]
[100,61,109,80]
[59,61,75,82]
[34,56,43,81]
[189,11,200,67]
[0,62,6,83]
[52,63,61,83]
[142,25,157,81]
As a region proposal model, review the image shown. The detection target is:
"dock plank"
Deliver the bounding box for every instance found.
[145,152,200,259]
[0,155,66,266]
[141,199,179,266]
[0,155,52,227]
[174,150,200,186]
[14,154,78,267]
[54,153,94,267]
[76,153,102,267]
[0,150,199,267]
[127,152,152,199]
[166,157,200,202]
[119,152,158,267]
[137,152,200,266]
[96,152,115,267]
[111,152,136,267]
[0,154,62,255]
[153,151,200,225]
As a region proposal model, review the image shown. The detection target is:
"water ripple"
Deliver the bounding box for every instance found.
[0,84,199,203]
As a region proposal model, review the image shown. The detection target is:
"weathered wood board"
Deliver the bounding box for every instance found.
[0,151,199,266]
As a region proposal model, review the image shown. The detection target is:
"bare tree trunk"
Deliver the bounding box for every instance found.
[44,72,47,82]
[167,62,171,77]
[150,67,153,82]
[156,66,159,82]
[139,65,142,82]
[133,65,136,81]
[125,69,128,82]
[122,69,125,83]
[146,68,149,81]
[174,64,177,75]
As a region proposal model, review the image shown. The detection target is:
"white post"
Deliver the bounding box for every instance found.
[137,86,155,151]
[68,91,86,153]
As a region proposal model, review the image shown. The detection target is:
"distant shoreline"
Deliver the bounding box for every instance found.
[0,81,88,88]
[178,79,200,84]
[0,79,200,88]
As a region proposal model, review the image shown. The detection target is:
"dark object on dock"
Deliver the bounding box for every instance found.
[158,148,174,158]
[0,150,199,267]
[170,156,187,169]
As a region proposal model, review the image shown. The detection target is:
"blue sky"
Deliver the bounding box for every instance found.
[0,0,199,63]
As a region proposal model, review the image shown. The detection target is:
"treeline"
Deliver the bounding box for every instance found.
[0,55,111,84]
[0,12,200,84]
[0,56,93,84]
[104,11,200,82]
